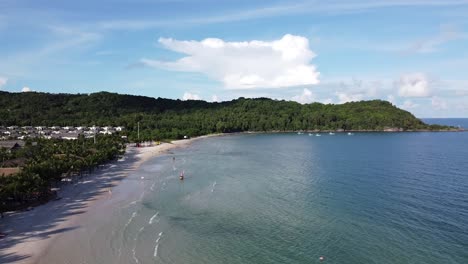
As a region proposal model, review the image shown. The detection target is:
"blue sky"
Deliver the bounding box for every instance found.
[1,0,468,117]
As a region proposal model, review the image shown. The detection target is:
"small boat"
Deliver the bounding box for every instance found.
[297,132,303,135]
[329,132,335,135]
[315,134,321,137]
[179,171,184,180]
[347,132,354,135]
[308,133,313,136]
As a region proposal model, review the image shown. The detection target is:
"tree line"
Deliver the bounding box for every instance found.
[0,91,453,142]
[0,135,125,214]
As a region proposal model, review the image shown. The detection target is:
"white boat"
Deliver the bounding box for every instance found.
[308,133,313,136]
[329,132,335,135]
[315,134,321,137]
[347,132,354,135]
[297,132,303,135]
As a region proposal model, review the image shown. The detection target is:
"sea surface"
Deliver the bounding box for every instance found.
[37,127,468,263]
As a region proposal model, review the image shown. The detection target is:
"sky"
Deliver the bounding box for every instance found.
[1,0,468,117]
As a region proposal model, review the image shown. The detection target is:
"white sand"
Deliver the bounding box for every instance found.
[0,136,217,264]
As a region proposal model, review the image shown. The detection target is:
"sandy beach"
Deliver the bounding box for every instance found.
[0,136,210,264]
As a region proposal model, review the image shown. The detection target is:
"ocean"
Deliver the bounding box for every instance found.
[36,123,468,263]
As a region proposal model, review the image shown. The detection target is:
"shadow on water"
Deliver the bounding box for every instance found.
[0,147,143,264]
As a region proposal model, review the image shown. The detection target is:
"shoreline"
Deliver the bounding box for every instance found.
[0,135,213,264]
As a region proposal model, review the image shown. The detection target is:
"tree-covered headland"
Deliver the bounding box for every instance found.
[0,91,454,141]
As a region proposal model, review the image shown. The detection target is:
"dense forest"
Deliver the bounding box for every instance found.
[0,91,452,141]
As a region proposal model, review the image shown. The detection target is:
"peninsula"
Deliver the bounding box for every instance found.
[0,91,455,142]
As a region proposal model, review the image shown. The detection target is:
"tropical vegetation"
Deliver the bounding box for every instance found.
[0,135,125,215]
[0,91,453,142]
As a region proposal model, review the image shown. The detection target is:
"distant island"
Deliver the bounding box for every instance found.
[0,91,457,141]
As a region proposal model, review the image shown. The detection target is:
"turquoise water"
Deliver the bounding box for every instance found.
[36,130,468,264]
[135,132,468,264]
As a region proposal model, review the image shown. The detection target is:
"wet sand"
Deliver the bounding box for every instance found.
[0,136,213,264]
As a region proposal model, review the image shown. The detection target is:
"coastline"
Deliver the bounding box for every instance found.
[0,135,214,264]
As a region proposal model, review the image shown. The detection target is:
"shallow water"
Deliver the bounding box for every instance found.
[37,131,468,264]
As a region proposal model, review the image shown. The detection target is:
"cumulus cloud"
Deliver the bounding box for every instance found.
[335,91,363,104]
[21,86,33,92]
[431,96,448,110]
[400,100,419,110]
[211,95,220,102]
[0,77,7,88]
[397,73,431,97]
[182,92,201,100]
[142,34,319,89]
[292,88,316,104]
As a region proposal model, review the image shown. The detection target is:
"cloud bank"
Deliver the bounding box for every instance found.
[182,92,201,100]
[22,86,33,92]
[397,73,431,97]
[142,34,320,89]
[292,88,316,104]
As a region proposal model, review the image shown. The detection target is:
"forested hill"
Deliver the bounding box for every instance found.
[0,91,451,140]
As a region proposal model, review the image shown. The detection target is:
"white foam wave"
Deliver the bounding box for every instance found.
[211,181,217,193]
[124,212,137,231]
[118,211,138,259]
[153,232,163,258]
[153,244,159,258]
[132,225,146,264]
[149,212,159,225]
[132,246,140,264]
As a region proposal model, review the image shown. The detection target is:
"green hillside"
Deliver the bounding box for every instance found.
[0,91,451,140]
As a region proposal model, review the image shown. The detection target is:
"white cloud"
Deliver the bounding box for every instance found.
[21,86,33,92]
[400,100,419,110]
[182,92,201,100]
[142,34,320,89]
[292,88,316,104]
[335,92,363,104]
[406,25,465,54]
[387,94,395,103]
[211,95,220,102]
[397,73,431,97]
[0,77,7,88]
[431,96,448,110]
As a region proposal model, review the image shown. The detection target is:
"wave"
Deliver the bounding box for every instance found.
[124,212,137,230]
[211,181,217,193]
[149,212,159,225]
[132,226,145,264]
[153,232,163,258]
